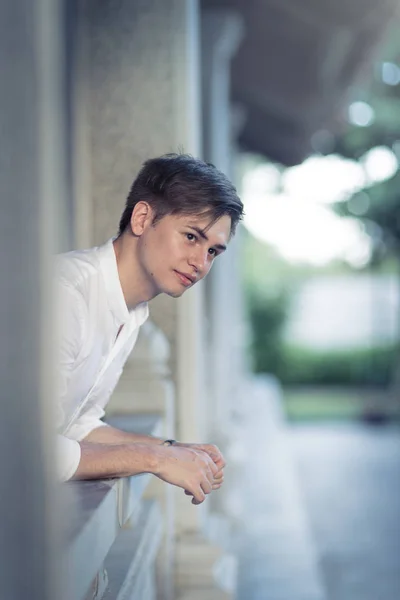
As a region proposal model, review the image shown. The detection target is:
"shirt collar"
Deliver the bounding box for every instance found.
[97,238,149,327]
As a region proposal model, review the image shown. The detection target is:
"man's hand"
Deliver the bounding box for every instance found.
[174,443,225,504]
[154,445,218,505]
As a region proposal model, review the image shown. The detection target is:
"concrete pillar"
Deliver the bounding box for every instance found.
[202,9,245,426]
[71,0,201,248]
[201,10,244,175]
[201,9,247,534]
[0,0,67,598]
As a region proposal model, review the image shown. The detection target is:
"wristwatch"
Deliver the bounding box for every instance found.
[162,439,176,446]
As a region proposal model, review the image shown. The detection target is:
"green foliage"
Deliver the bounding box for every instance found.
[247,289,290,375]
[334,107,400,160]
[283,388,364,422]
[246,261,397,387]
[333,23,400,160]
[274,344,396,387]
[335,172,400,262]
[246,267,397,387]
[332,27,400,264]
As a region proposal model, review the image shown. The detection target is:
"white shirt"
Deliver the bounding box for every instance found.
[56,239,149,481]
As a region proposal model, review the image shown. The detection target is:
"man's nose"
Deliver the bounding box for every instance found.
[188,248,208,275]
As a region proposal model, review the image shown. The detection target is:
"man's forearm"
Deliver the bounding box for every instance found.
[71,441,160,480]
[83,425,165,446]
[83,427,226,475]
[70,439,223,505]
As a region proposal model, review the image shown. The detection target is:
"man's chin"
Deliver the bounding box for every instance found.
[165,288,186,298]
[162,274,192,297]
[162,281,189,298]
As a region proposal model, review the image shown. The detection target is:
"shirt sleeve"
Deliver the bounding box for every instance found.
[56,281,86,432]
[66,404,110,441]
[57,434,81,481]
[56,281,111,442]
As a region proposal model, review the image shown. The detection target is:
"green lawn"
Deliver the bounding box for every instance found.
[283,387,393,422]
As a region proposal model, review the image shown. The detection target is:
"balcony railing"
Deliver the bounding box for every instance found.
[64,414,164,600]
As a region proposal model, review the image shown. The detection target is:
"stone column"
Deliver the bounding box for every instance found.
[202,9,245,427]
[70,0,202,248]
[201,9,247,538]
[0,0,67,598]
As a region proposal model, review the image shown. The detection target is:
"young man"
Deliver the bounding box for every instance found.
[56,153,243,505]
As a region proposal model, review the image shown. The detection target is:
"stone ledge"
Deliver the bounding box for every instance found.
[64,413,163,600]
[177,592,231,600]
[103,499,163,600]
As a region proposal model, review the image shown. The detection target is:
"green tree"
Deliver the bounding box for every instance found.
[332,25,400,404]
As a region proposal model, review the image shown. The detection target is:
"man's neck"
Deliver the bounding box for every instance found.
[112,235,158,311]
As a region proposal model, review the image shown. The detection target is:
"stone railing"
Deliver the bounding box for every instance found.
[64,414,164,600]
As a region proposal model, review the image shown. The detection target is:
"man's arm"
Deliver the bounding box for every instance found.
[84,426,225,487]
[72,441,159,479]
[72,441,219,505]
[83,424,165,446]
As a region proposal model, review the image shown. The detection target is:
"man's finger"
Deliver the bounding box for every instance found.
[211,455,226,470]
[186,480,223,491]
[212,474,224,489]
[200,478,212,495]
[207,459,219,476]
[200,459,218,485]
[205,446,226,469]
[190,487,205,505]
[212,482,223,490]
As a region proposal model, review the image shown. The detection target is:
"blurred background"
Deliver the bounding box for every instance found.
[241,27,400,424]
[1,1,400,599]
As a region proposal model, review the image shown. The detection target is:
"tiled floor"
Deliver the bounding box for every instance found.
[234,381,400,600]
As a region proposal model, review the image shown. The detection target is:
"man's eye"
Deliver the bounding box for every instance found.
[186,233,196,241]
[208,248,216,256]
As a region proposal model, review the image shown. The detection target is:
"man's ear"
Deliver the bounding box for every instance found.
[130,201,154,236]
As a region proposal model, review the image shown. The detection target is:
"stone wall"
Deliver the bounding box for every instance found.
[73,0,201,359]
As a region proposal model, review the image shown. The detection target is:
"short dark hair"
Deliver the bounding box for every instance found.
[118,153,244,236]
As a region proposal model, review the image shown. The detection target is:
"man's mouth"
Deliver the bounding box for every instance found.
[175,270,195,287]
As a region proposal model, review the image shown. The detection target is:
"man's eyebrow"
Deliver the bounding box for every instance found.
[187,225,227,251]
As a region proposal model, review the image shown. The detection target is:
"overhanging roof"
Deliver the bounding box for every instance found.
[202,0,400,165]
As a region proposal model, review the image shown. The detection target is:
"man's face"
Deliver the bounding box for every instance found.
[137,211,231,297]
